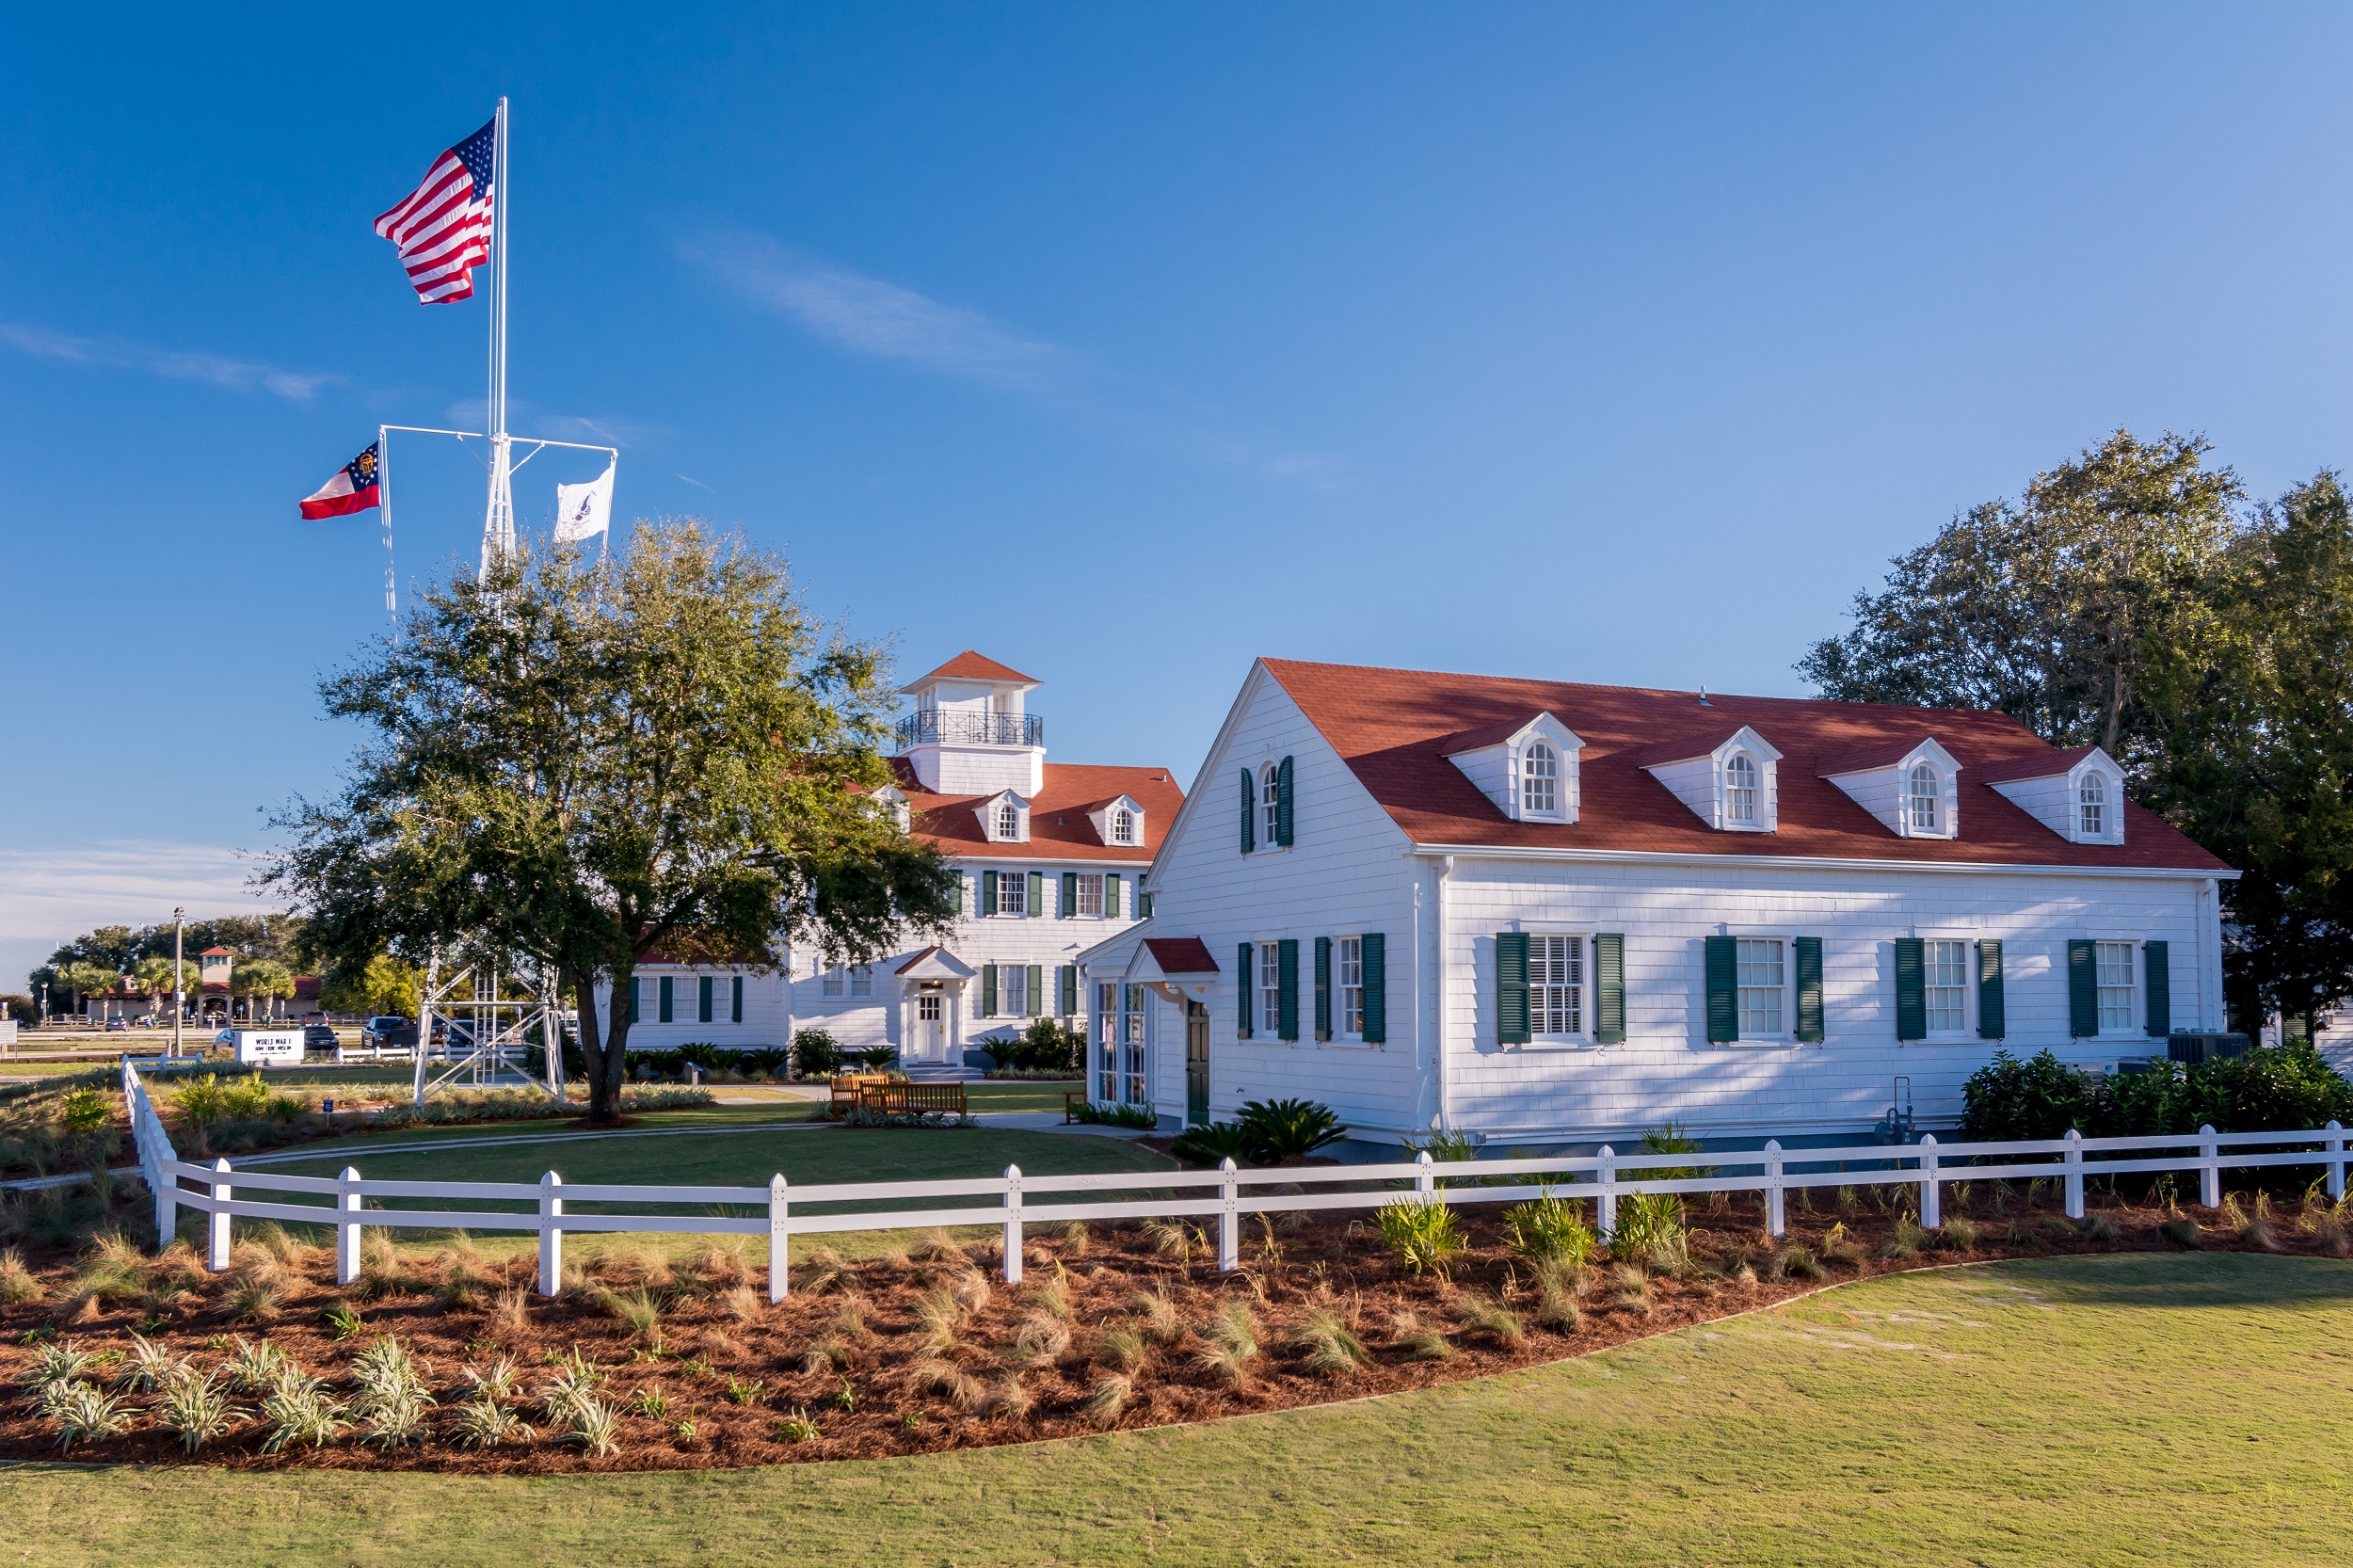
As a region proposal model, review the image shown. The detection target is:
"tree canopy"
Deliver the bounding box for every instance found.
[267,520,961,1120]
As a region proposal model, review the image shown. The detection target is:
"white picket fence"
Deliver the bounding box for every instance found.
[120,1062,2349,1307]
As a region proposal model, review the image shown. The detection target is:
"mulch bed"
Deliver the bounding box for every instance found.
[2,1187,2345,1472]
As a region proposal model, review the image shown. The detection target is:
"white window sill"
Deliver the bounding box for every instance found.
[1316,1038,1376,1050]
[1725,1037,1801,1048]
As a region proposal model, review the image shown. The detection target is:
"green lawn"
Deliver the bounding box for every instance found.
[8,1253,2349,1565]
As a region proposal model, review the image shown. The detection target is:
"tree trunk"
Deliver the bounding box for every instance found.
[572,965,633,1124]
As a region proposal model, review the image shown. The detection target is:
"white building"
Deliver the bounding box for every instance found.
[1080,658,2234,1146]
[604,651,1180,1069]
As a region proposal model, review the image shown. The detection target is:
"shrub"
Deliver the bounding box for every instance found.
[1962,1049,2094,1142]
[1238,1098,1347,1161]
[997,1016,1085,1074]
[1171,1120,1254,1164]
[1375,1197,1465,1276]
[1609,1192,1689,1271]
[2184,1041,2353,1133]
[791,1029,846,1080]
[1504,1194,1596,1267]
[58,1088,109,1135]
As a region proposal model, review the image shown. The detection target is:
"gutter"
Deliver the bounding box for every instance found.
[1407,842,2237,881]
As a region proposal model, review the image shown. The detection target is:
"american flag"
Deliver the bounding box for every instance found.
[373,117,496,304]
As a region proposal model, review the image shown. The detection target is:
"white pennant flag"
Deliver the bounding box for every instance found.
[554,460,616,544]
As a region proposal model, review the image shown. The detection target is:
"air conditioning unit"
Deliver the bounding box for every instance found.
[2167,1032,2250,1065]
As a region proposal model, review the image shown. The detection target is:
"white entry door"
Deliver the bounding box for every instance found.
[918,992,945,1061]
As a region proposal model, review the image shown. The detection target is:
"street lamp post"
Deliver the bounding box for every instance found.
[172,907,185,1060]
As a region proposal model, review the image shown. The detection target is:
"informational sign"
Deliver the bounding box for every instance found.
[233,1030,304,1068]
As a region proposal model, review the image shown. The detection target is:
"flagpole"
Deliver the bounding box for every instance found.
[379,423,396,622]
[481,94,513,579]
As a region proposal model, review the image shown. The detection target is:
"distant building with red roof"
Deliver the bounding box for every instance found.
[1077,657,2235,1146]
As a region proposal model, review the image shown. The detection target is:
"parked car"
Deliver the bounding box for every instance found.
[361,1016,419,1048]
[104,1018,127,1032]
[302,1024,339,1051]
[213,1028,236,1048]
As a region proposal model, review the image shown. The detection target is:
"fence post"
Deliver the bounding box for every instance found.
[2063,1129,2085,1220]
[1918,1134,1941,1228]
[1417,1149,1433,1197]
[1765,1139,1785,1239]
[335,1166,362,1287]
[2199,1124,2219,1209]
[1597,1144,1618,1240]
[767,1174,790,1304]
[146,1097,175,1248]
[1002,1164,1024,1284]
[537,1171,564,1297]
[207,1158,232,1272]
[1219,1157,1240,1272]
[2329,1121,2345,1203]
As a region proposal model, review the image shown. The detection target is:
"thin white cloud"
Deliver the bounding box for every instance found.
[442,402,657,451]
[0,841,280,990]
[0,322,337,402]
[680,236,1074,393]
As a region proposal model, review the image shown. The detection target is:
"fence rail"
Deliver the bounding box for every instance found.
[120,1063,2349,1308]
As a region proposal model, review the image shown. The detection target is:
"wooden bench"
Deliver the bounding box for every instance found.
[1064,1089,1090,1124]
[857,1080,968,1117]
[828,1073,893,1114]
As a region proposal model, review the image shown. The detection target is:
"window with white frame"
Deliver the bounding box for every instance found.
[1001,965,1029,1017]
[1123,984,1147,1103]
[1726,754,1761,825]
[1522,744,1559,816]
[995,802,1021,840]
[1737,937,1784,1035]
[1530,935,1584,1038]
[2096,940,2136,1032]
[1075,872,1105,917]
[820,967,844,999]
[849,965,872,1000]
[1925,939,1968,1032]
[1259,764,1282,848]
[1110,808,1136,845]
[1909,763,1941,833]
[997,874,1027,916]
[1096,982,1118,1101]
[2079,773,2107,839]
[1337,936,1365,1037]
[1258,943,1282,1034]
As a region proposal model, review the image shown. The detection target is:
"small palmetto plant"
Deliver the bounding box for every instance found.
[42,1380,135,1451]
[1192,1300,1260,1383]
[260,1384,349,1452]
[156,1372,241,1454]
[452,1392,535,1449]
[1375,1197,1465,1277]
[1286,1306,1371,1374]
[1503,1194,1597,1269]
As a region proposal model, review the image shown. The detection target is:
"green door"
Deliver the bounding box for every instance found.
[1185,1000,1210,1126]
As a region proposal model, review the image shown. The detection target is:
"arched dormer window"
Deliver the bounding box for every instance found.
[2078,772,2106,838]
[1725,753,1760,824]
[995,802,1020,840]
[1908,762,1940,833]
[1522,743,1559,816]
[1110,807,1135,845]
[1259,763,1282,847]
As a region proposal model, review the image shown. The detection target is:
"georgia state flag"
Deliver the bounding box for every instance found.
[299,442,381,520]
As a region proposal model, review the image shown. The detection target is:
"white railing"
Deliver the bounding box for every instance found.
[120,1064,2348,1309]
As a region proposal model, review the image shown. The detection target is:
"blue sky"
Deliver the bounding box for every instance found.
[4,5,2350,984]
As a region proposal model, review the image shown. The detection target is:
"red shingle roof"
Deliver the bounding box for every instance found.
[905,650,1039,689]
[1144,936,1220,974]
[1816,735,1943,776]
[1259,659,2227,872]
[1972,744,2104,784]
[893,761,1182,862]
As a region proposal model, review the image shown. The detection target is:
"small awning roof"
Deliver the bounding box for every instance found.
[894,945,977,982]
[1134,936,1219,980]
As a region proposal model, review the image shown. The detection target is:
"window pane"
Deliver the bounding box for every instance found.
[1529,934,1583,1035]
[1078,874,1104,917]
[1737,938,1782,1034]
[2097,940,2135,1030]
[1000,876,1026,915]
[1259,944,1281,1032]
[1925,938,1966,1032]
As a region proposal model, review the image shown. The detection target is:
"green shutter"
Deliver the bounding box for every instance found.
[1795,936,1824,1043]
[627,976,640,1025]
[2144,940,2170,1036]
[981,869,999,917]
[1027,871,1044,918]
[1360,933,1386,1043]
[1705,935,1737,1044]
[1593,934,1625,1045]
[1140,891,1155,919]
[2068,939,2097,1036]
[1060,965,1078,1016]
[1275,756,1295,846]
[731,975,744,1024]
[1236,942,1253,1039]
[1106,874,1122,920]
[1894,936,1925,1041]
[1062,872,1077,919]
[981,965,998,1017]
[698,975,714,1025]
[1027,964,1044,1016]
[1977,939,2005,1039]
[1240,770,1255,854]
[659,975,674,1024]
[1497,931,1530,1046]
[1314,936,1332,1041]
[1277,938,1299,1041]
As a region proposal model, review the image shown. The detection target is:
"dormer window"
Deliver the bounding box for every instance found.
[2079,773,2105,838]
[995,802,1020,840]
[1087,793,1148,849]
[1725,754,1760,824]
[1978,744,2122,846]
[1908,763,1941,833]
[1110,807,1136,845]
[1259,763,1283,847]
[1522,744,1559,816]
[976,789,1031,843]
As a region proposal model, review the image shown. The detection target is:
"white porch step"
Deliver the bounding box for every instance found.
[901,1063,984,1082]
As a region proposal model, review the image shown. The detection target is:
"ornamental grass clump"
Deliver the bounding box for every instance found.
[1099,1321,1149,1372]
[1192,1300,1260,1383]
[1880,1215,1929,1258]
[41,1380,134,1451]
[1818,1222,1865,1268]
[2160,1213,2203,1248]
[1938,1215,1981,1253]
[1454,1291,1526,1347]
[452,1393,534,1449]
[1375,1197,1465,1277]
[156,1372,240,1454]
[906,1357,984,1411]
[1131,1286,1181,1345]
[1387,1308,1452,1360]
[1531,1256,1583,1330]
[1083,1371,1132,1422]
[1285,1306,1371,1375]
[120,1333,190,1393]
[0,1247,40,1305]
[260,1384,348,1452]
[599,1287,665,1344]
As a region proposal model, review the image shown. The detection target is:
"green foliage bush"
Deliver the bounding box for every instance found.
[1235,1098,1347,1161]
[1962,1044,2353,1141]
[790,1030,844,1080]
[1503,1194,1597,1267]
[990,1017,1086,1074]
[1170,1121,1252,1164]
[1375,1197,1465,1276]
[57,1088,109,1135]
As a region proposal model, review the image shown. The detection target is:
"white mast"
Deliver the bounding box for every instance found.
[480,94,514,578]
